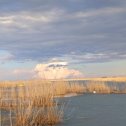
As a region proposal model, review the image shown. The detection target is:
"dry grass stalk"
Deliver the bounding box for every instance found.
[86,81,111,93]
[0,80,67,126]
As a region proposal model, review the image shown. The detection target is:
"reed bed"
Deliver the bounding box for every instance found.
[0,80,86,126]
[89,77,126,82]
[53,81,86,96]
[85,80,126,94]
[86,81,111,93]
[1,79,126,126]
[65,77,126,82]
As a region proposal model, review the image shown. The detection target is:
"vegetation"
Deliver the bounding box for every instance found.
[86,81,111,93]
[64,77,126,82]
[0,80,85,126]
[0,78,126,126]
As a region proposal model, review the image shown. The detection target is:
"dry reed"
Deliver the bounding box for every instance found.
[0,79,85,126]
[86,81,111,93]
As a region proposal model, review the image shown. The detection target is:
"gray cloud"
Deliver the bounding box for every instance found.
[0,0,126,64]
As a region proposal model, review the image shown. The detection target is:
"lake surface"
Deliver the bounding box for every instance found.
[59,94,126,126]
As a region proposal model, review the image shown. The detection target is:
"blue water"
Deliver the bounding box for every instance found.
[59,94,126,126]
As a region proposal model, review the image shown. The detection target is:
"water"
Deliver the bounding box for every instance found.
[59,94,126,126]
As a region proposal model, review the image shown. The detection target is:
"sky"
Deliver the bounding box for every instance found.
[0,0,126,80]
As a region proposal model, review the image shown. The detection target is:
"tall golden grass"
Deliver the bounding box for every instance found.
[0,80,85,126]
[0,79,126,126]
[89,77,126,82]
[53,81,86,96]
[86,81,111,93]
[64,77,126,82]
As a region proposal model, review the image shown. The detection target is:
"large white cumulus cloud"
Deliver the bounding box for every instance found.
[34,61,83,79]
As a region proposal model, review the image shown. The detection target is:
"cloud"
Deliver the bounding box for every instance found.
[76,7,126,18]
[0,0,126,64]
[13,69,34,75]
[0,0,126,80]
[0,50,14,62]
[0,9,64,31]
[34,60,83,79]
[0,68,34,80]
[12,68,35,80]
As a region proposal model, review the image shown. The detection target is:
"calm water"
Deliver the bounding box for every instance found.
[59,94,126,126]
